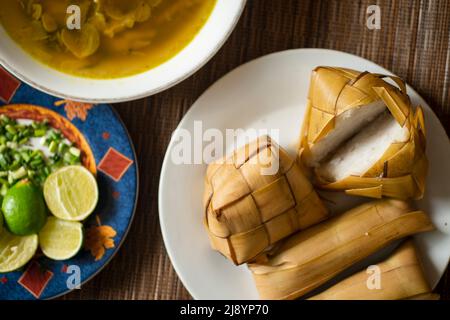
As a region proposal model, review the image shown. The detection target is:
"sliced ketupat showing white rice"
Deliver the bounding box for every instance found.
[303,100,387,167]
[299,67,427,200]
[318,112,410,182]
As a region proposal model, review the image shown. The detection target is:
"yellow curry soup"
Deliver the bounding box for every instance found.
[0,0,216,79]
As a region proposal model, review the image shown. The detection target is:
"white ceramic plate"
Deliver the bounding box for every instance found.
[159,49,450,300]
[0,0,246,103]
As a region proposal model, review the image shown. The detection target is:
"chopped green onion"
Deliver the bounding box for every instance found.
[11,167,27,180]
[6,141,18,149]
[69,147,81,157]
[0,184,8,196]
[5,125,17,135]
[34,128,47,137]
[49,141,58,153]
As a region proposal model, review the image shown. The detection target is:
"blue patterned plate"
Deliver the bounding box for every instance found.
[0,67,138,300]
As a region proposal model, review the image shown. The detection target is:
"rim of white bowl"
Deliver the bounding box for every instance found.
[0,0,247,103]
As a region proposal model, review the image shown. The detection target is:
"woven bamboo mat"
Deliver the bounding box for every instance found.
[63,0,450,300]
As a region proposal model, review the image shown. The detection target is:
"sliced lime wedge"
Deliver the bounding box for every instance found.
[43,165,98,221]
[0,230,38,273]
[39,217,83,261]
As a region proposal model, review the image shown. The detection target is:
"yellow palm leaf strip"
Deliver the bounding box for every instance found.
[308,67,351,114]
[378,74,408,94]
[372,86,410,127]
[306,67,353,143]
[232,135,272,168]
[350,72,388,101]
[324,175,417,200]
[382,142,415,178]
[414,105,426,136]
[411,154,428,199]
[248,200,433,300]
[309,240,431,300]
[335,83,374,114]
[299,100,313,156]
[345,185,383,199]
[362,142,406,178]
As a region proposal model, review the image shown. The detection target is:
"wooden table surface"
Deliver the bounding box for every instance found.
[63,0,450,300]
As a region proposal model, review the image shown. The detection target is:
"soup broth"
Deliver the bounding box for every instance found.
[0,0,216,78]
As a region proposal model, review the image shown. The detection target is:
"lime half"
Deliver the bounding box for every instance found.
[39,217,83,260]
[43,166,98,221]
[0,231,38,273]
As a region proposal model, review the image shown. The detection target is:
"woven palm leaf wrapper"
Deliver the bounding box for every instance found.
[309,240,433,300]
[203,135,328,265]
[299,67,427,200]
[248,200,433,300]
